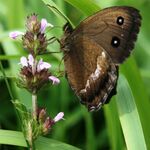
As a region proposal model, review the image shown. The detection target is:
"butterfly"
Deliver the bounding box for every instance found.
[60,6,141,111]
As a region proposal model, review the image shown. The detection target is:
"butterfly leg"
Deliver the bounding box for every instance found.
[48,36,61,44]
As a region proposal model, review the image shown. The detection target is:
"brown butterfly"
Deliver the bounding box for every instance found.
[60,6,141,111]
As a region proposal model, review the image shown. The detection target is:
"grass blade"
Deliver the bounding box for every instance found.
[42,0,73,26]
[116,74,147,150]
[104,98,125,150]
[121,57,150,149]
[0,130,26,147]
[64,0,100,15]
[0,130,80,150]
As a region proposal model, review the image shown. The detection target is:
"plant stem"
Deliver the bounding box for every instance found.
[32,93,37,120]
[0,61,14,100]
[29,144,35,150]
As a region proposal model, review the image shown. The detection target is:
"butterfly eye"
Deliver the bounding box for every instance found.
[111,36,120,48]
[116,16,124,25]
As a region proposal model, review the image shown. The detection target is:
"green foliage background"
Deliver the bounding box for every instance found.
[0,0,150,150]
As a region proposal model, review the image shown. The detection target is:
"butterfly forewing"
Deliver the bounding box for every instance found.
[72,6,141,64]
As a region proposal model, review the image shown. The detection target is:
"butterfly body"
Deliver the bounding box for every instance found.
[60,6,141,111]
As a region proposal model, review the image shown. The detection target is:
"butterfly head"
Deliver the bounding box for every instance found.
[63,22,73,34]
[60,22,73,52]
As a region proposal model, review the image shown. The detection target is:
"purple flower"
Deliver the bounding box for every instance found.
[49,76,60,85]
[37,59,51,72]
[28,54,34,67]
[53,112,64,122]
[40,18,53,33]
[19,54,34,67]
[20,56,28,67]
[9,31,24,39]
[19,55,51,72]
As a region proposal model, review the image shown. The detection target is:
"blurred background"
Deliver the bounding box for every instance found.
[0,0,150,150]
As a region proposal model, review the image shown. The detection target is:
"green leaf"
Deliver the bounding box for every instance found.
[35,136,81,150]
[116,74,147,150]
[0,130,27,147]
[104,98,125,150]
[12,100,30,121]
[42,0,74,27]
[12,100,32,142]
[121,57,150,149]
[83,109,96,150]
[0,130,80,150]
[64,0,100,15]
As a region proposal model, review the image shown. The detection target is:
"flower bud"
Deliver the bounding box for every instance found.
[26,14,41,33]
[42,117,54,135]
[38,108,46,123]
[22,31,35,54]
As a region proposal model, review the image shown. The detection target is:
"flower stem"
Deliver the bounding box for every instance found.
[29,144,36,150]
[32,93,37,120]
[27,144,35,150]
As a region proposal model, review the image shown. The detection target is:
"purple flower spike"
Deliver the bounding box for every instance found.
[40,18,53,33]
[49,76,60,85]
[53,112,64,122]
[9,31,24,39]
